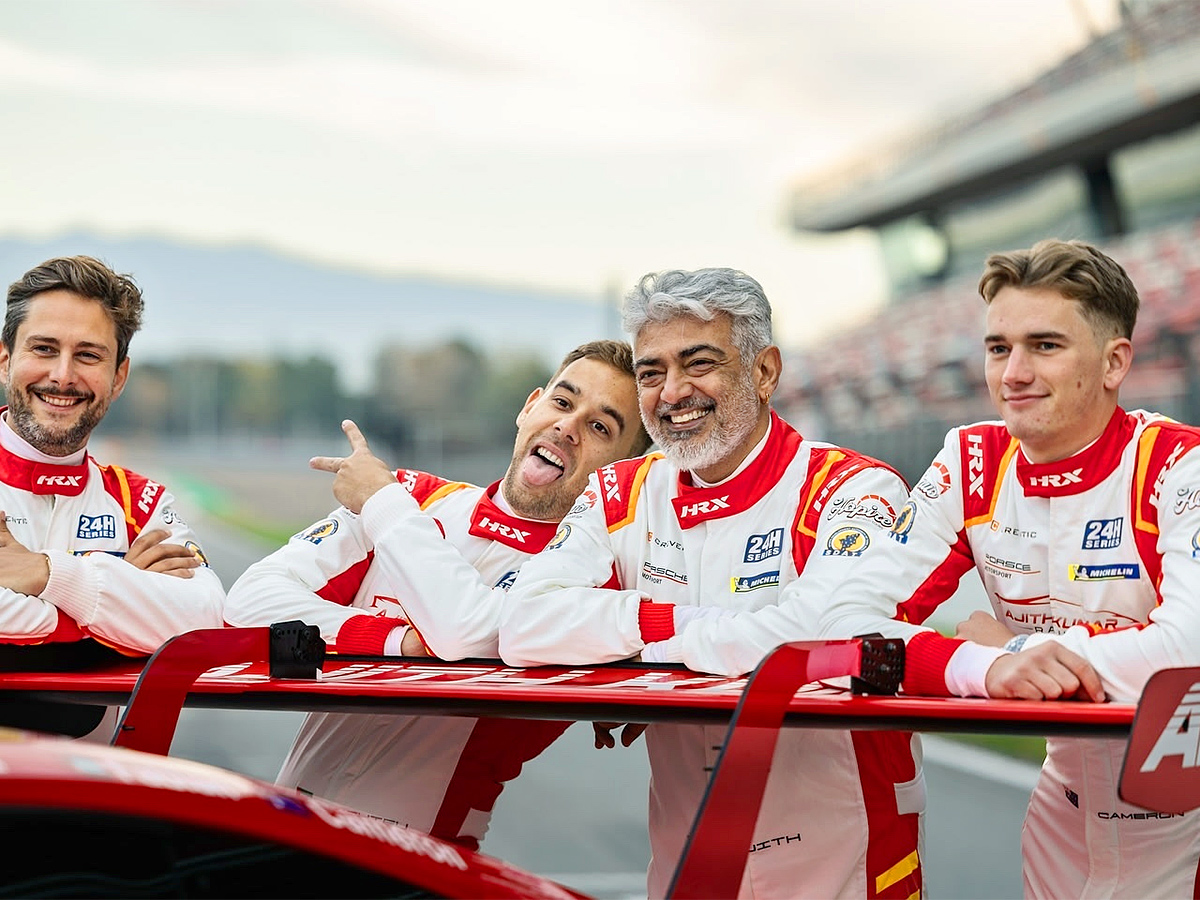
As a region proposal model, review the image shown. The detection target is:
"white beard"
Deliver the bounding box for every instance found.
[647,375,760,476]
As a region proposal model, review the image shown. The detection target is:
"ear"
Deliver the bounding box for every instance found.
[753,345,783,405]
[1103,337,1133,392]
[516,386,543,427]
[0,345,9,386]
[111,357,130,402]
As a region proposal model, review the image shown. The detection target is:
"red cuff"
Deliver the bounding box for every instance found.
[336,615,406,655]
[638,601,676,642]
[901,630,964,697]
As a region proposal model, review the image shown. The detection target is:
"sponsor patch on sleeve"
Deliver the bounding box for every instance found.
[823,526,870,556]
[546,523,572,551]
[298,519,338,544]
[888,501,916,544]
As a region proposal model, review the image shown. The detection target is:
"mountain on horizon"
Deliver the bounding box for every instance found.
[0,234,619,391]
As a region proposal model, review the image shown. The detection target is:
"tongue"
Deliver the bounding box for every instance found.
[520,454,563,486]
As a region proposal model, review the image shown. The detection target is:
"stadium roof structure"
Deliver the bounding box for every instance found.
[789,1,1200,234]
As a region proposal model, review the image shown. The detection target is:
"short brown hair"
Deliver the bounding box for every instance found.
[5,256,144,363]
[978,239,1138,340]
[554,339,652,456]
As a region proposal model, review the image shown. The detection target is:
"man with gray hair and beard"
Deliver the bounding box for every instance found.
[497,268,924,899]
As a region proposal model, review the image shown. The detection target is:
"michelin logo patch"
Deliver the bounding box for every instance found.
[76,514,117,540]
[1069,563,1140,581]
[824,526,870,557]
[744,528,784,563]
[1082,518,1123,550]
[731,571,780,592]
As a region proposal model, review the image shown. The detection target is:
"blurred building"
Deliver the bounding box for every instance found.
[782,0,1200,481]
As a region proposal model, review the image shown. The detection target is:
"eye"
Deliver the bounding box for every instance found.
[31,344,56,356]
[1035,341,1060,352]
[687,358,717,374]
[552,395,571,409]
[591,421,612,437]
[636,370,663,387]
[985,344,1009,356]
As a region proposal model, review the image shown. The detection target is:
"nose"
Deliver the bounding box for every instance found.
[659,366,693,405]
[552,409,583,445]
[47,352,78,386]
[1002,347,1033,386]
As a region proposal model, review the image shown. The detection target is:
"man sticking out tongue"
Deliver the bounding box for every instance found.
[224,340,650,851]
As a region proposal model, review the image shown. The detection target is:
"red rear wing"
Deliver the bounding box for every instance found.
[3,627,1195,899]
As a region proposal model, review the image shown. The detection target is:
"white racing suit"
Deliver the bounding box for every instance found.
[810,407,1200,899]
[0,417,224,737]
[0,426,223,652]
[225,471,569,850]
[499,413,925,899]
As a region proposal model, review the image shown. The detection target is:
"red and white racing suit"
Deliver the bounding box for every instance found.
[0,412,224,654]
[224,472,570,850]
[810,407,1200,899]
[499,412,925,900]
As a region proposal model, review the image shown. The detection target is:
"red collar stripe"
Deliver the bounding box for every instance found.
[468,482,559,552]
[1017,407,1133,498]
[0,439,90,497]
[672,412,802,529]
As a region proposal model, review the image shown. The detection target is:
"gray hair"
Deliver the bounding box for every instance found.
[622,268,773,363]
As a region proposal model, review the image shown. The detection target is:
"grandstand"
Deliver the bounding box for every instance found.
[782,0,1200,481]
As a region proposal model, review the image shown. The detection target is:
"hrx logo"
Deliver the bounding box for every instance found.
[137,480,163,515]
[967,435,985,497]
[602,466,621,502]
[477,516,530,544]
[1028,470,1083,489]
[36,474,81,488]
[678,497,730,518]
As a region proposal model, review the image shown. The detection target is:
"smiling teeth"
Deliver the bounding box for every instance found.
[38,395,79,407]
[668,409,708,424]
[536,447,564,468]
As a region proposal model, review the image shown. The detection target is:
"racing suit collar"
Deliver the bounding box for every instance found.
[468,481,560,552]
[672,410,802,528]
[0,407,91,496]
[1016,406,1133,497]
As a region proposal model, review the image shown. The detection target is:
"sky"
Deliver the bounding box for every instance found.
[0,0,1119,347]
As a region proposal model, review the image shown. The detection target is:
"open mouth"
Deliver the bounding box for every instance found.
[519,444,567,486]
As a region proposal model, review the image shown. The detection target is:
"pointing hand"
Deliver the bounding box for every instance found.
[311,420,397,514]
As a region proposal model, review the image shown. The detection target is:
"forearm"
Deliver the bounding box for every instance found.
[500,569,645,667]
[43,550,225,653]
[0,586,77,643]
[360,484,504,659]
[225,559,363,644]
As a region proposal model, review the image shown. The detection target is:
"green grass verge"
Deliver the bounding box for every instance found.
[167,471,304,549]
[937,733,1046,765]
